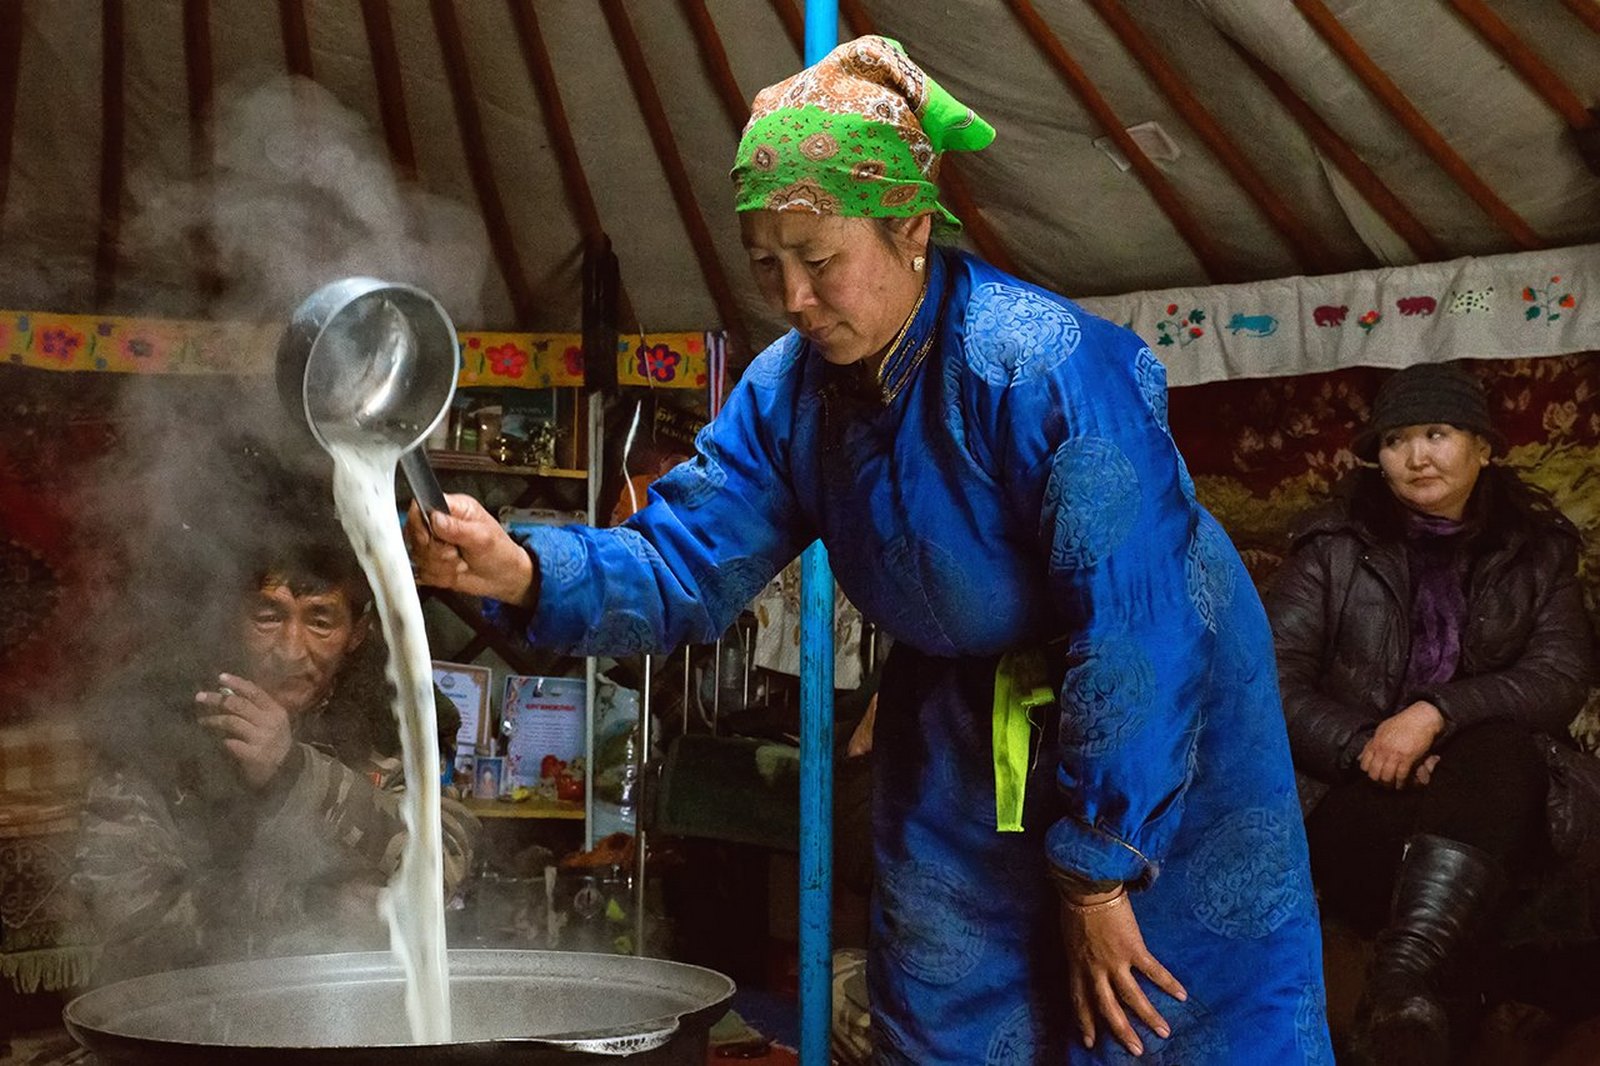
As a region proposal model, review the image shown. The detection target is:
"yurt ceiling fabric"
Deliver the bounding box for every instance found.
[0,0,1597,360]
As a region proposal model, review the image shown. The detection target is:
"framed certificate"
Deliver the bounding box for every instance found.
[501,675,586,799]
[432,661,494,769]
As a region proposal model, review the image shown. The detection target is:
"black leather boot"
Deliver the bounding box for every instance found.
[1351,834,1503,1066]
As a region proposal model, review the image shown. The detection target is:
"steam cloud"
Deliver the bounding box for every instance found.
[63,75,489,984]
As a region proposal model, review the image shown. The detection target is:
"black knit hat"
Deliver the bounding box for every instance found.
[1352,362,1504,461]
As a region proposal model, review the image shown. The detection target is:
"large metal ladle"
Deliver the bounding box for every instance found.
[277,278,458,531]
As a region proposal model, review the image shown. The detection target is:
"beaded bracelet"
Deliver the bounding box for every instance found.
[1060,885,1129,915]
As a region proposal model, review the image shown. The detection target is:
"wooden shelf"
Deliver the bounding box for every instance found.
[463,797,586,821]
[426,451,586,479]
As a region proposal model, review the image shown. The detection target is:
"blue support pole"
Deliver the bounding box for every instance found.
[798,12,837,1066]
[804,1,838,71]
[798,541,834,1066]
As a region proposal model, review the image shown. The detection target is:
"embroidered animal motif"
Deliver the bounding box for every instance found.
[1447,288,1494,314]
[1313,305,1348,327]
[1396,296,1437,317]
[1226,313,1278,337]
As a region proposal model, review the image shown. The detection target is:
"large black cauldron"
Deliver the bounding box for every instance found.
[64,950,734,1064]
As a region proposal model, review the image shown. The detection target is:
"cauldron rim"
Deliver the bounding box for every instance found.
[64,948,735,1060]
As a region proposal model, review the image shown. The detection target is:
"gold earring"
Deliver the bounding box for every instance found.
[912,255,925,272]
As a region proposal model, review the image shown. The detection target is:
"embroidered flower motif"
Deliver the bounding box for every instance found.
[39,327,85,362]
[751,144,778,171]
[1357,310,1381,332]
[1522,277,1576,323]
[1155,307,1206,347]
[486,342,529,378]
[635,342,682,383]
[562,345,584,377]
[96,321,114,337]
[121,336,157,360]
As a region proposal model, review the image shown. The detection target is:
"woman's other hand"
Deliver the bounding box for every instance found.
[406,494,536,606]
[1358,700,1445,788]
[1061,887,1187,1057]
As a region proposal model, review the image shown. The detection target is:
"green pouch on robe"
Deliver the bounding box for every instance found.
[992,648,1055,832]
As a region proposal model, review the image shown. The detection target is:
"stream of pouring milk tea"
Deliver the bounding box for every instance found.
[329,442,451,1043]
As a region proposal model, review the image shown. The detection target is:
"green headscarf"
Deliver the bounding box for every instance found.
[730,36,995,229]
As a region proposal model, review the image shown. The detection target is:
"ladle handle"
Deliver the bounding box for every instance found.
[400,448,450,535]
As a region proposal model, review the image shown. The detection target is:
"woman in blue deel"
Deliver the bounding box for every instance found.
[410,36,1331,1065]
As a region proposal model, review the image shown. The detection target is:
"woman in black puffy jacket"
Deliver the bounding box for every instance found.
[1265,362,1595,1065]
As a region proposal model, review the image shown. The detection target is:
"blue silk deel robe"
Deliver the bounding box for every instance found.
[492,249,1333,1064]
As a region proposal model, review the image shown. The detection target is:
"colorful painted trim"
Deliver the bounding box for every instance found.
[2,311,717,392]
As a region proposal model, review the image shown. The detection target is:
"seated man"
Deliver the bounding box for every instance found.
[75,513,479,983]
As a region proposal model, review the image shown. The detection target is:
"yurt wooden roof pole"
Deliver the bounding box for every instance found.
[278,0,313,79]
[182,0,223,299]
[1561,0,1600,38]
[1447,0,1600,176]
[429,0,536,325]
[506,1,641,333]
[358,0,418,182]
[599,0,751,357]
[832,0,1021,277]
[508,1,601,240]
[1448,0,1595,132]
[769,0,805,51]
[1086,0,1341,276]
[679,0,751,129]
[797,8,837,1066]
[1006,0,1232,283]
[0,0,20,226]
[95,0,126,310]
[1292,0,1545,251]
[1227,40,1445,263]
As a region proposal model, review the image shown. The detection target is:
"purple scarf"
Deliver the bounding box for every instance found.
[1401,510,1472,691]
